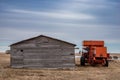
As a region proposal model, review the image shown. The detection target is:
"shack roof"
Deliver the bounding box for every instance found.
[10,35,76,46]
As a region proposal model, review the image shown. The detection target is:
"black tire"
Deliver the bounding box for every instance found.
[91,60,96,66]
[104,60,108,67]
[80,57,85,66]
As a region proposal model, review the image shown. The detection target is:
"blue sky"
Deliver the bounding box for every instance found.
[0,0,120,53]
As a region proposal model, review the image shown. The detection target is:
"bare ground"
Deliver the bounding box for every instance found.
[0,54,120,80]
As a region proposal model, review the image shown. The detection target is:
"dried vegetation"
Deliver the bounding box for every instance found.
[0,54,120,80]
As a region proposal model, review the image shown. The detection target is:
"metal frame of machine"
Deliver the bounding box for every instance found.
[81,40,109,67]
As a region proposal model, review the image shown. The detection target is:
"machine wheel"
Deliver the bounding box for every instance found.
[80,57,85,66]
[91,60,96,66]
[104,60,108,67]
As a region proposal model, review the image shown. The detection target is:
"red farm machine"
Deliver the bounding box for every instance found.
[80,40,109,67]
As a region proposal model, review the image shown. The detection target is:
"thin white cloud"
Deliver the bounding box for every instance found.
[59,0,117,12]
[1,26,120,53]
[0,0,120,53]
[9,9,95,20]
[0,27,68,42]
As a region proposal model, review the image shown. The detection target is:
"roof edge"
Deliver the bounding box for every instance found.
[10,35,76,46]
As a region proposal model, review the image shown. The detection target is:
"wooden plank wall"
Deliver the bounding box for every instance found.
[10,36,75,68]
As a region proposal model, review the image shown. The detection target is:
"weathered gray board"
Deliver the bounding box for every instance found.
[10,35,75,68]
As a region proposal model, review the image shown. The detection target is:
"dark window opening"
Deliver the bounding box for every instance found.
[20,50,23,52]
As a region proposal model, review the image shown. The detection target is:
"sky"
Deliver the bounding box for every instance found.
[0,0,120,53]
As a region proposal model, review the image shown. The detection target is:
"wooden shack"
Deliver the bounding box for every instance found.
[10,35,76,68]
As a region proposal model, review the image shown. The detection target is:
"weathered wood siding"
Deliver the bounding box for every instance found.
[10,36,75,68]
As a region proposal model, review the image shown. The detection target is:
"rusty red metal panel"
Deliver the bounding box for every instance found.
[95,47,107,58]
[83,40,104,46]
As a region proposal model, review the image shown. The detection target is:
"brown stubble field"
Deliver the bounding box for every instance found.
[0,53,120,80]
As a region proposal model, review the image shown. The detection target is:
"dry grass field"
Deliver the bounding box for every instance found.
[0,53,120,80]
